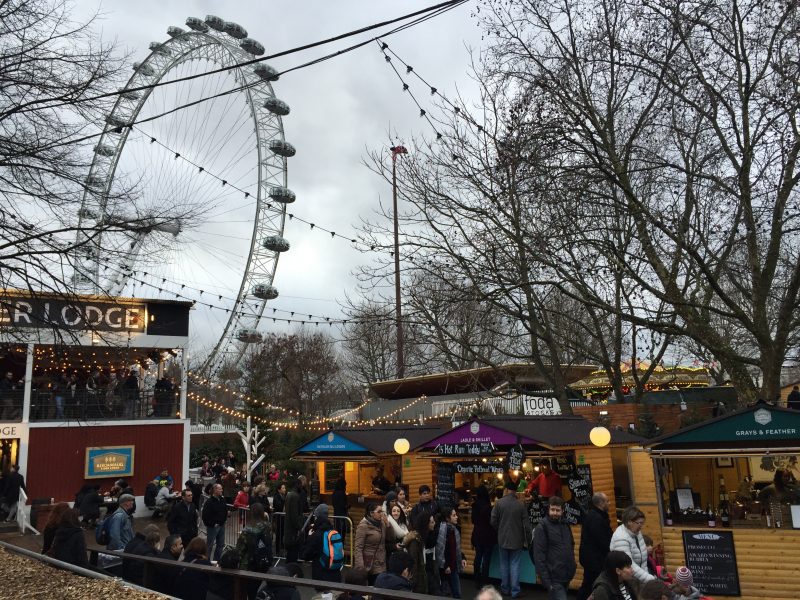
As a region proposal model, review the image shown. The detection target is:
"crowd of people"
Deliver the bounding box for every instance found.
[28,454,711,600]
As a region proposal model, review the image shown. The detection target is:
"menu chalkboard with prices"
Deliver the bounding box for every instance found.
[567,464,593,510]
[436,462,456,508]
[681,530,740,596]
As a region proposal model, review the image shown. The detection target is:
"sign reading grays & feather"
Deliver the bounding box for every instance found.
[1,297,145,332]
[682,530,740,596]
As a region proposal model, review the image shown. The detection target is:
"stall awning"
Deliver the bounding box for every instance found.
[415,415,641,454]
[646,401,800,454]
[291,425,445,460]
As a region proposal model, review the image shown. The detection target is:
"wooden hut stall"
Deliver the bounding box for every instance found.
[290,425,444,523]
[414,416,642,586]
[637,402,800,600]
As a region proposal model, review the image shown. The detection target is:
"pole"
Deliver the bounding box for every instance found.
[392,154,405,379]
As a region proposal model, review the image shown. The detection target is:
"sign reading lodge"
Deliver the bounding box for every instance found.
[1,297,145,332]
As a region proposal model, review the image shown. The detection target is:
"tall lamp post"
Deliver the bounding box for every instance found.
[390,145,408,379]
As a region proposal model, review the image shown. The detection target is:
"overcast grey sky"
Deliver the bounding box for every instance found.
[82,1,484,354]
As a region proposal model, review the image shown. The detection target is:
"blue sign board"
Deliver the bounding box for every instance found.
[298,432,369,453]
[85,446,135,479]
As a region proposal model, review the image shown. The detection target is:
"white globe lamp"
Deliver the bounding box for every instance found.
[590,426,611,447]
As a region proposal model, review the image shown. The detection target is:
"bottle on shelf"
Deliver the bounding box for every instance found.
[720,503,730,527]
[707,503,716,527]
[665,505,673,526]
[764,505,772,528]
[719,476,728,503]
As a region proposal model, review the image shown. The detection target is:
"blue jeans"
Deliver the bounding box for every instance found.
[441,568,462,598]
[498,547,522,597]
[205,524,226,561]
[548,582,568,600]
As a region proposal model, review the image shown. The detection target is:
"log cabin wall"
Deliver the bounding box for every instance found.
[661,527,800,600]
[629,446,662,546]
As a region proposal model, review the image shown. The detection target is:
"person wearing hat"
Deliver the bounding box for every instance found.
[107,493,135,551]
[490,479,532,599]
[671,566,701,600]
[303,503,343,584]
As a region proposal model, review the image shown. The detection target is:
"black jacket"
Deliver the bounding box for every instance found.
[590,571,637,600]
[173,552,212,600]
[79,490,104,520]
[579,505,613,574]
[202,495,228,527]
[2,472,25,504]
[303,517,342,583]
[533,517,576,588]
[272,492,286,513]
[168,500,199,539]
[374,571,412,591]
[51,525,88,567]
[123,533,158,585]
[332,489,348,517]
[143,548,180,595]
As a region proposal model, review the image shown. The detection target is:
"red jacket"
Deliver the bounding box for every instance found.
[525,471,562,497]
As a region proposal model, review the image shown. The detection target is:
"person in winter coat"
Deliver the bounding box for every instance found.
[144,534,183,596]
[609,506,656,585]
[386,502,408,558]
[78,485,103,528]
[332,477,348,521]
[168,488,199,547]
[201,483,228,562]
[577,492,613,600]
[283,479,306,563]
[403,511,434,594]
[41,502,71,555]
[491,480,532,599]
[1,464,25,521]
[533,497,577,600]
[123,524,160,585]
[471,486,497,589]
[50,508,88,568]
[107,494,136,551]
[589,550,637,600]
[353,501,390,584]
[173,537,212,600]
[374,551,414,595]
[436,506,467,598]
[303,503,343,584]
[234,482,251,509]
[257,564,302,600]
[671,566,702,600]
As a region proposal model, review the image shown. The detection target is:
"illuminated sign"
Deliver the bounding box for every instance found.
[0,298,145,332]
[85,446,135,479]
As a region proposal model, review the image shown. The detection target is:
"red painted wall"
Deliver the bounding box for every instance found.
[27,423,185,502]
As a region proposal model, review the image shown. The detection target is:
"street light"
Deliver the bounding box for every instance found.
[590,426,611,447]
[390,144,408,379]
[393,437,410,455]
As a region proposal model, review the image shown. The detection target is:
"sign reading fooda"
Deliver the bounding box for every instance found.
[681,530,740,596]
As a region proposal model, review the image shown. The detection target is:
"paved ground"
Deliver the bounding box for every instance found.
[0,517,560,599]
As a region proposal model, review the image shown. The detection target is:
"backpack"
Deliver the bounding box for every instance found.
[238,524,272,572]
[320,529,344,571]
[95,516,112,545]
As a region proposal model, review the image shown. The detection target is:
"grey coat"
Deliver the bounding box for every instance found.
[490,493,531,550]
[532,517,576,588]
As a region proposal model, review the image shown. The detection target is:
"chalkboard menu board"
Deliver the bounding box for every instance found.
[682,530,740,596]
[528,496,548,527]
[507,444,525,471]
[568,464,593,509]
[554,453,576,477]
[436,462,456,508]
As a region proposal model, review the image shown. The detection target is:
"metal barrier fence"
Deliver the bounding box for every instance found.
[29,389,180,421]
[220,507,353,567]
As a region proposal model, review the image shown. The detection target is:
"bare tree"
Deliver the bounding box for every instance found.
[473,0,800,403]
[242,330,352,424]
[0,0,206,314]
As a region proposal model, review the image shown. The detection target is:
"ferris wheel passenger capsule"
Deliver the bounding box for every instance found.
[223,21,248,39]
[240,38,265,55]
[186,17,209,32]
[93,144,115,157]
[253,64,279,82]
[236,329,263,343]
[85,176,106,189]
[167,26,185,38]
[119,89,140,101]
[205,15,225,31]
[269,140,296,158]
[105,114,129,128]
[268,186,296,203]
[263,97,290,116]
[251,284,279,300]
[149,42,172,56]
[262,236,290,252]
[133,62,155,77]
